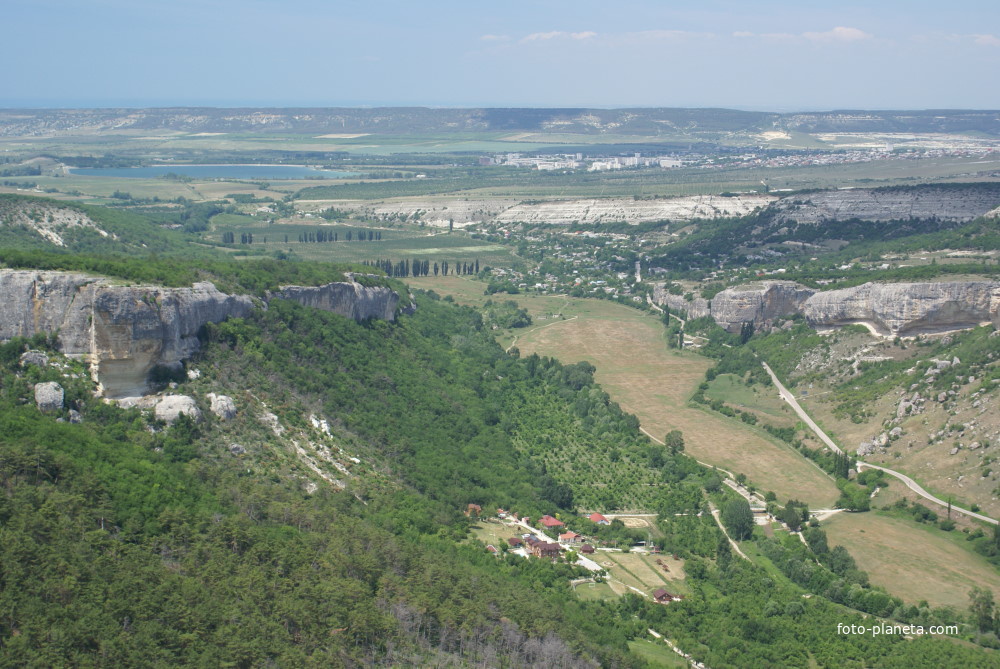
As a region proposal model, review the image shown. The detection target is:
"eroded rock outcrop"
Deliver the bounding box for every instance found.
[767,185,1000,225]
[803,282,1000,335]
[652,278,1000,336]
[710,281,816,332]
[0,270,400,398]
[650,285,710,320]
[268,280,398,322]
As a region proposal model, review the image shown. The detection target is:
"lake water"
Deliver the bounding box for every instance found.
[69,165,358,180]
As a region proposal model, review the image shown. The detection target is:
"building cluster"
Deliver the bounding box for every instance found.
[481,152,683,172]
[589,155,682,171]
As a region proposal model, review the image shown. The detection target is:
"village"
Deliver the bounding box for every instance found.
[466,504,688,606]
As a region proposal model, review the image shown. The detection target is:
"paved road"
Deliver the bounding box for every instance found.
[857,461,998,525]
[762,362,998,526]
[762,362,843,455]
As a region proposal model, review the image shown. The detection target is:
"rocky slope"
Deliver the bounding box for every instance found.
[0,270,399,397]
[655,279,1000,336]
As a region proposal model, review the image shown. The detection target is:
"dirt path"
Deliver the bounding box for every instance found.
[708,502,750,561]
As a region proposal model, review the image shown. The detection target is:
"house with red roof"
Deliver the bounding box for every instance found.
[539,515,565,528]
[589,512,610,525]
[558,531,582,544]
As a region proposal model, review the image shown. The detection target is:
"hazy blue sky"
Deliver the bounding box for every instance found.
[5,0,998,110]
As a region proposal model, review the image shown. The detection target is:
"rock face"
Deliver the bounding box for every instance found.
[0,270,400,398]
[34,381,64,412]
[0,271,255,398]
[652,279,1000,336]
[767,185,1000,225]
[650,285,710,320]
[803,282,1000,336]
[207,393,237,420]
[269,279,398,322]
[709,281,816,333]
[495,194,775,226]
[154,395,201,424]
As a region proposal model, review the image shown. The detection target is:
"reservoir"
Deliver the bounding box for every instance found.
[69,165,358,180]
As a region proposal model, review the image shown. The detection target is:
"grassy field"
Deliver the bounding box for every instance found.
[822,512,1000,609]
[596,552,688,598]
[573,581,618,601]
[468,520,518,550]
[705,373,798,426]
[413,276,839,505]
[627,639,689,667]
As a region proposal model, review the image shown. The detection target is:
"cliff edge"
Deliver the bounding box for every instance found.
[0,270,400,397]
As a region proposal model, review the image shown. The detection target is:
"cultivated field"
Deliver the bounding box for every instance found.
[597,551,687,599]
[412,278,840,506]
[206,219,520,268]
[822,512,1000,609]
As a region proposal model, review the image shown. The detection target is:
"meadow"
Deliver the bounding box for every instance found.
[822,511,1000,609]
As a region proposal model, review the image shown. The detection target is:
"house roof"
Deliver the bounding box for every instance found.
[558,531,580,540]
[589,513,609,523]
[653,589,669,600]
[539,515,565,527]
[580,544,595,553]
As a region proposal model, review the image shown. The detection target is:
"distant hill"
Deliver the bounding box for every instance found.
[2,107,998,137]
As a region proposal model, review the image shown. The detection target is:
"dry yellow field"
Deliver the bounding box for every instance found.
[822,512,1000,609]
[500,294,839,506]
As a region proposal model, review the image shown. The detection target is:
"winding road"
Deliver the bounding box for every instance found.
[761,362,998,526]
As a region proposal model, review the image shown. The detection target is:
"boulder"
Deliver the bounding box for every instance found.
[857,441,876,456]
[34,381,64,412]
[207,393,237,420]
[20,350,49,368]
[68,409,83,424]
[228,443,246,455]
[889,427,903,440]
[155,395,201,424]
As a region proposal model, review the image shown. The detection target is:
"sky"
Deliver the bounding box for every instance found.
[4,0,999,111]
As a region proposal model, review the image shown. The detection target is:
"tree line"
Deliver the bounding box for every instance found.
[361,258,480,278]
[222,228,384,244]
